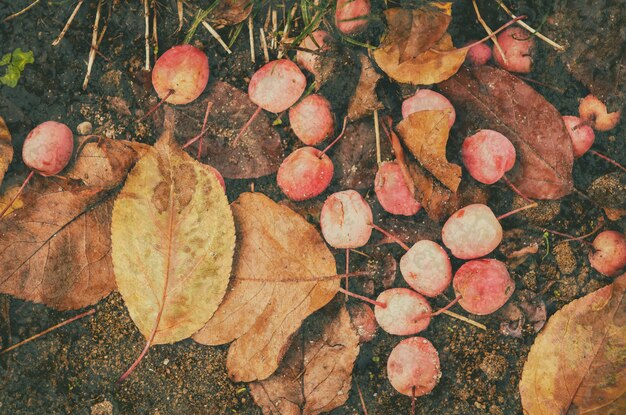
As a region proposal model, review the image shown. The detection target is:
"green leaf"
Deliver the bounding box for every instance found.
[11,48,34,71]
[0,66,21,88]
[0,53,11,66]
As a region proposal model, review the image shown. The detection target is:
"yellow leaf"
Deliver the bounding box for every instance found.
[520,274,626,415]
[112,128,235,346]
[0,116,13,186]
[193,192,338,382]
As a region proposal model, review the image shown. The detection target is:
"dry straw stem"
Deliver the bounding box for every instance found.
[52,0,85,46]
[260,28,270,62]
[248,15,256,63]
[493,0,565,51]
[442,310,487,330]
[472,0,507,64]
[3,0,41,22]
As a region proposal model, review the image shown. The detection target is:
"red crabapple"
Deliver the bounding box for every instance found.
[493,27,534,73]
[374,161,421,216]
[453,259,515,315]
[442,204,503,259]
[588,230,626,277]
[400,240,452,297]
[401,89,456,128]
[387,337,441,397]
[562,115,595,158]
[374,288,432,336]
[277,147,334,201]
[320,190,373,249]
[461,129,516,184]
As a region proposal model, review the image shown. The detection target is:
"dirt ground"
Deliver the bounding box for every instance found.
[0,1,624,414]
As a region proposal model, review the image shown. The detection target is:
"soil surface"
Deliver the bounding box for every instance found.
[0,1,624,414]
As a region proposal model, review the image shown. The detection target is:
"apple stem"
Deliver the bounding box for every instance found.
[356,381,369,415]
[370,223,410,251]
[232,105,262,146]
[411,386,416,415]
[431,296,462,317]
[181,101,214,151]
[374,110,382,167]
[590,150,626,172]
[319,116,348,158]
[344,248,350,301]
[137,89,174,123]
[337,287,386,308]
[501,175,534,203]
[538,227,596,246]
[0,308,95,355]
[0,170,35,219]
[497,202,538,220]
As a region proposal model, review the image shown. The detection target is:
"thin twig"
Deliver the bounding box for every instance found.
[374,110,381,167]
[152,0,158,63]
[82,0,103,90]
[202,20,233,54]
[356,382,369,415]
[52,0,85,46]
[442,310,487,330]
[3,0,41,22]
[0,309,95,355]
[174,0,184,34]
[144,0,151,71]
[248,16,256,63]
[259,28,270,63]
[472,0,507,64]
[493,0,565,51]
[497,202,538,220]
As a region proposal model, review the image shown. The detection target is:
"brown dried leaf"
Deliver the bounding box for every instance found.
[380,7,451,63]
[193,192,338,382]
[397,110,461,192]
[167,82,283,179]
[112,126,235,345]
[408,161,488,222]
[520,274,626,415]
[0,137,142,310]
[439,66,574,199]
[373,32,467,85]
[249,301,360,415]
[210,0,253,28]
[332,119,392,190]
[0,116,13,186]
[347,54,384,121]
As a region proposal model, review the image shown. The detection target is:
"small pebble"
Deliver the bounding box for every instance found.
[77,121,93,135]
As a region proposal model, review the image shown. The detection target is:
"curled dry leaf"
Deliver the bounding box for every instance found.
[379,7,451,63]
[519,274,626,415]
[347,54,384,121]
[408,161,488,222]
[193,192,338,382]
[0,137,142,310]
[210,0,253,28]
[333,119,392,190]
[0,116,12,186]
[397,110,461,192]
[439,66,574,199]
[167,82,283,179]
[112,126,235,345]
[373,29,467,86]
[249,301,360,415]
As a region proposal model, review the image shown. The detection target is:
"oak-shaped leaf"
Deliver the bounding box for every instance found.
[111,127,235,346]
[0,116,12,186]
[167,82,283,179]
[519,273,626,415]
[373,30,467,85]
[0,137,142,310]
[249,300,360,415]
[193,192,338,382]
[397,109,461,192]
[439,66,574,199]
[379,7,451,63]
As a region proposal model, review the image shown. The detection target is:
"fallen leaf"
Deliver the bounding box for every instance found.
[373,32,467,85]
[347,54,384,121]
[519,274,626,414]
[167,82,284,179]
[408,161,488,222]
[112,125,235,345]
[0,137,141,310]
[397,110,461,192]
[249,301,360,414]
[0,116,12,186]
[193,192,338,382]
[379,7,451,63]
[439,66,574,199]
[210,0,253,28]
[332,119,392,190]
